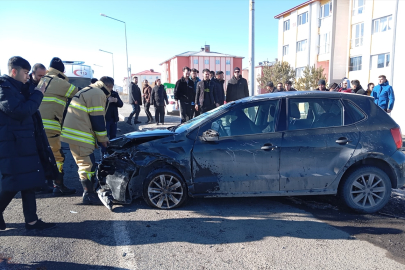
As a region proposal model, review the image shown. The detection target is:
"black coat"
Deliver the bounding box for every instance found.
[226,75,249,102]
[0,75,58,192]
[174,77,195,104]
[151,85,168,107]
[129,83,142,105]
[105,90,123,122]
[195,80,216,108]
[214,79,225,105]
[353,86,367,95]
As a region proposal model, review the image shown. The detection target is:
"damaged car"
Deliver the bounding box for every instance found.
[98,91,405,213]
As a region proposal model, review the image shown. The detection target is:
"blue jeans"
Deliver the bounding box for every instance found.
[128,104,140,122]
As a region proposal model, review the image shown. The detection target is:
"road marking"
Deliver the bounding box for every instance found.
[112,215,138,269]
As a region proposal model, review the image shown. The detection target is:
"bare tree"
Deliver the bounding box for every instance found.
[295,65,328,91]
[257,61,296,89]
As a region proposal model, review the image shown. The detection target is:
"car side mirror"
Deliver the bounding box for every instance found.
[199,129,219,142]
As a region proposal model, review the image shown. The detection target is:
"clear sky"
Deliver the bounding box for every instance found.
[0,0,303,86]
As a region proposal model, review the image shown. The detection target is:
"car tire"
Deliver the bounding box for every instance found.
[143,168,188,209]
[340,166,391,213]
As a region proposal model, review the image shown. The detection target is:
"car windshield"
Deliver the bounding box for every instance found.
[170,103,234,132]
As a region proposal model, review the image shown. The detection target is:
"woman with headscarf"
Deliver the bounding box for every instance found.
[151,79,168,125]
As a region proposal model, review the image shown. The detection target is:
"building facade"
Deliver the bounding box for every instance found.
[159,45,243,92]
[275,0,404,128]
[123,69,161,91]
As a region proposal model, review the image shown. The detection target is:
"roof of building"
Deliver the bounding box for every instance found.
[133,69,161,75]
[159,50,244,65]
[274,0,317,19]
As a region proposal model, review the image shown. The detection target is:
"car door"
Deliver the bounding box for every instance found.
[191,99,282,196]
[279,97,360,191]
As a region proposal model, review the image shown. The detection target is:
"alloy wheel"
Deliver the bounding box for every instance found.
[349,173,386,209]
[147,174,184,209]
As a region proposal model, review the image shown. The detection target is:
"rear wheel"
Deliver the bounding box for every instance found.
[340,166,391,213]
[143,168,188,209]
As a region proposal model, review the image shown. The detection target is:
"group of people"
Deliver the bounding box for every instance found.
[0,56,118,231]
[264,76,395,113]
[126,77,169,125]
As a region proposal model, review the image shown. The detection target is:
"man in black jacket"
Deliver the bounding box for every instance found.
[174,67,195,123]
[195,69,217,113]
[351,80,367,95]
[0,56,57,231]
[101,89,123,156]
[226,67,249,102]
[214,71,225,107]
[127,76,142,125]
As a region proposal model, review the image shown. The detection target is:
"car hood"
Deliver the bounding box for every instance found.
[109,128,176,149]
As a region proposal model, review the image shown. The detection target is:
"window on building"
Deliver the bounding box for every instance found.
[319,33,330,54]
[298,12,308,26]
[204,60,209,65]
[351,23,364,48]
[370,53,390,69]
[320,2,332,18]
[296,67,305,77]
[283,20,290,31]
[193,59,198,64]
[373,15,392,34]
[297,40,307,52]
[353,0,365,16]
[226,71,231,75]
[226,60,231,65]
[349,56,362,71]
[283,45,289,56]
[215,60,220,65]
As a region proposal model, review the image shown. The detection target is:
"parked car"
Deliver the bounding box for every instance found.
[166,95,179,115]
[98,91,405,213]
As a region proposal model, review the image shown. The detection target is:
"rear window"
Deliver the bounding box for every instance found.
[343,100,366,124]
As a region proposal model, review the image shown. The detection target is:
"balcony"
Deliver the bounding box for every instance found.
[351,37,363,49]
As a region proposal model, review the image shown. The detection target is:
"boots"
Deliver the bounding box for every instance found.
[53,172,76,196]
[81,179,103,205]
[126,118,132,125]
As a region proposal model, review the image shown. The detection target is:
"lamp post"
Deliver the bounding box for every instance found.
[99,49,114,81]
[100,13,130,93]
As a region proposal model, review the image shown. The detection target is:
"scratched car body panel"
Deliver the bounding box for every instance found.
[98,91,405,213]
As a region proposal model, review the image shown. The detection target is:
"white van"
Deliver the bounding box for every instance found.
[63,61,93,88]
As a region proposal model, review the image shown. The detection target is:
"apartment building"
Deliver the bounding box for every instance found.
[275,0,404,128]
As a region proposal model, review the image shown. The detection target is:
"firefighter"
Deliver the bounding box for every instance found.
[60,76,113,206]
[38,57,77,195]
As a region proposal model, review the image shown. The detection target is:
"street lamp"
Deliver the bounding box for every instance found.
[100,13,130,93]
[99,49,114,81]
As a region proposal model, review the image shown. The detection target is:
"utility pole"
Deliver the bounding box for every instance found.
[249,0,255,96]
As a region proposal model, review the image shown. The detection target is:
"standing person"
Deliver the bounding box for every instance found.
[174,66,195,123]
[190,68,201,117]
[226,67,249,102]
[101,87,123,156]
[214,71,225,107]
[329,82,339,92]
[127,76,142,125]
[367,83,374,96]
[38,57,77,196]
[284,81,297,91]
[0,56,57,231]
[371,75,395,113]
[351,80,366,95]
[142,80,154,124]
[209,71,215,81]
[339,79,351,93]
[196,69,216,113]
[61,77,113,207]
[151,79,168,125]
[265,81,276,93]
[316,79,328,91]
[276,82,284,92]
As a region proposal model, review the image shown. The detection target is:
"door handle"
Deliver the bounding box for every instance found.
[336,137,350,145]
[261,143,277,151]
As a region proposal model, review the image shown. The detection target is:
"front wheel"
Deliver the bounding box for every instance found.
[340,166,391,213]
[143,168,188,209]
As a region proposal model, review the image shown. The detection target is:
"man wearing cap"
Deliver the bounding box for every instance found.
[316,79,328,91]
[38,57,77,196]
[214,71,225,107]
[226,67,249,102]
[265,81,276,93]
[0,56,57,231]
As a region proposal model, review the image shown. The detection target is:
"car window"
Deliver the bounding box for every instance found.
[288,98,344,130]
[199,100,279,137]
[343,100,366,124]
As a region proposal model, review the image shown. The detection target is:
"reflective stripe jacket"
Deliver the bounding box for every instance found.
[60,81,111,150]
[38,67,78,136]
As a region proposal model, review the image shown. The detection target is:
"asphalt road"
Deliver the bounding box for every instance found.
[1,110,405,269]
